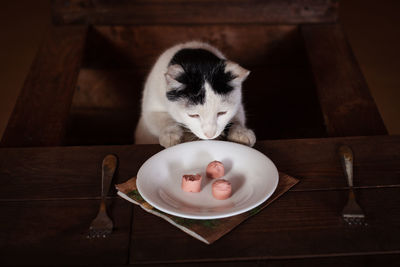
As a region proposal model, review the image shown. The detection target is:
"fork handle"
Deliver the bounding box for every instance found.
[102,154,118,200]
[338,145,354,188]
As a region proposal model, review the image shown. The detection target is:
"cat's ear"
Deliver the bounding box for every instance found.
[165,64,185,90]
[224,60,250,86]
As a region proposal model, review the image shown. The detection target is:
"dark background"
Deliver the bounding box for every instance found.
[1,0,399,139]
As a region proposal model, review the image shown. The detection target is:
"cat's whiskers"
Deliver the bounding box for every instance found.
[177,122,188,129]
[178,124,195,135]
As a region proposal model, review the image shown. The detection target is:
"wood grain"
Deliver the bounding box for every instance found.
[0,145,162,200]
[52,0,338,25]
[301,24,387,137]
[5,23,383,147]
[0,26,87,147]
[67,68,146,145]
[129,188,400,263]
[0,136,399,264]
[0,136,398,200]
[129,254,400,267]
[0,198,132,265]
[83,24,304,68]
[255,135,400,190]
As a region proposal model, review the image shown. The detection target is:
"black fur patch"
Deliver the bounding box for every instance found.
[166,48,236,105]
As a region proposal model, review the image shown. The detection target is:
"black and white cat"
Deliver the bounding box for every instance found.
[135,41,256,148]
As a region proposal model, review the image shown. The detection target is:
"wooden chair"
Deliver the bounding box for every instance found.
[1,0,387,147]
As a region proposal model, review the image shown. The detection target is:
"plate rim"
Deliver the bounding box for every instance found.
[136,140,279,220]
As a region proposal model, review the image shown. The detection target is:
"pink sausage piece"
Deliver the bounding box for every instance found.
[212,179,232,200]
[206,161,225,179]
[181,174,202,193]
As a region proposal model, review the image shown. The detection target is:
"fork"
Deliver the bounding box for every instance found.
[87,154,118,238]
[338,145,366,226]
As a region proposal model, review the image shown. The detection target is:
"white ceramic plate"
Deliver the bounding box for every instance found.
[136,140,279,219]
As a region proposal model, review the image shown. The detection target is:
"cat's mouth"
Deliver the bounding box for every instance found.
[195,130,220,140]
[179,123,223,141]
[183,131,219,141]
[197,131,223,141]
[195,133,214,140]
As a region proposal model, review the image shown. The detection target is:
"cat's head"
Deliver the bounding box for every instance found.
[164,49,249,140]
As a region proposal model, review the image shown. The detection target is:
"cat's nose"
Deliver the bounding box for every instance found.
[204,130,216,139]
[205,132,213,138]
[203,123,217,139]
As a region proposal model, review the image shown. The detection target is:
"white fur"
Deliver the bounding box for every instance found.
[135,41,256,148]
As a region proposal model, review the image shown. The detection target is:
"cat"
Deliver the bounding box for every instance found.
[135,41,256,148]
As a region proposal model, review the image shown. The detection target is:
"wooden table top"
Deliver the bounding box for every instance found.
[0,135,399,266]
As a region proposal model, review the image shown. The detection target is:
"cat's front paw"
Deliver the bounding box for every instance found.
[227,125,256,147]
[159,127,183,148]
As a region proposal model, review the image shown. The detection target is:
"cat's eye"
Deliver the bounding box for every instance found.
[188,114,200,118]
[217,111,227,117]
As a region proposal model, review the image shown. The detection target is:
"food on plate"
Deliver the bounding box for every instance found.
[181,174,202,192]
[206,160,225,179]
[212,179,232,200]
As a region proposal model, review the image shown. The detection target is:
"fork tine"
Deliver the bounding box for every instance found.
[87,228,111,239]
[343,216,367,226]
[87,154,117,238]
[338,145,367,226]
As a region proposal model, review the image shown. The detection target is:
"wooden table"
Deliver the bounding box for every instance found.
[1,135,399,266]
